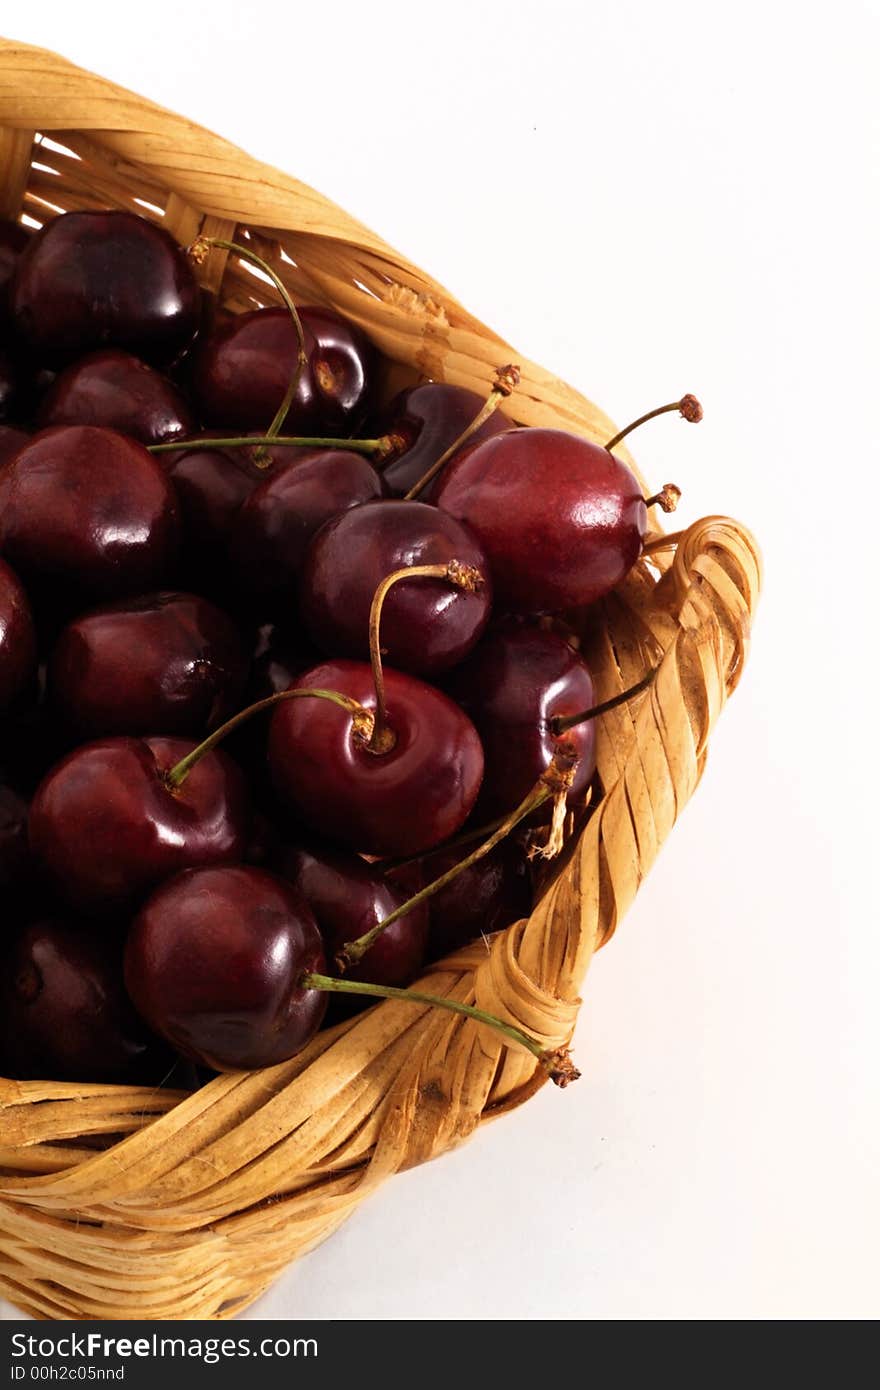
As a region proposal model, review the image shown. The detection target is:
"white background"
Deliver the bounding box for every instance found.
[2,0,878,1321]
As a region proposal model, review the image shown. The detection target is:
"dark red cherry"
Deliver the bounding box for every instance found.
[125,865,328,1071]
[436,428,648,612]
[275,842,428,988]
[269,659,484,857]
[0,558,36,713]
[29,736,249,914]
[232,450,384,611]
[0,426,180,612]
[300,501,492,677]
[446,621,596,820]
[165,441,264,576]
[421,840,533,961]
[1,919,165,1083]
[37,349,196,445]
[192,305,375,434]
[10,211,200,367]
[0,424,27,467]
[378,382,514,498]
[49,591,247,740]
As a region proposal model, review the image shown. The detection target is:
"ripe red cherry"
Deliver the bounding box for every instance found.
[1,920,165,1083]
[275,841,428,987]
[125,865,328,1070]
[231,450,384,610]
[164,441,264,585]
[422,840,532,961]
[193,305,375,434]
[269,659,484,857]
[300,501,492,676]
[10,211,200,366]
[29,736,249,914]
[49,591,247,739]
[446,621,596,820]
[0,558,36,713]
[377,382,514,498]
[37,349,196,445]
[0,424,27,466]
[436,428,647,612]
[0,426,180,611]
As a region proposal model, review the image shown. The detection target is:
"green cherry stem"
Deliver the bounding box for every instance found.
[335,743,579,972]
[402,363,521,501]
[549,667,658,737]
[164,688,371,791]
[190,235,308,448]
[299,972,580,1087]
[148,432,389,458]
[366,560,485,755]
[605,394,703,454]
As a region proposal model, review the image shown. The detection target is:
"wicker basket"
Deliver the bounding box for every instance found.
[0,37,760,1321]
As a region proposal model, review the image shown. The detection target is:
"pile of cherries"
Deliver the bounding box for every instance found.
[0,209,700,1091]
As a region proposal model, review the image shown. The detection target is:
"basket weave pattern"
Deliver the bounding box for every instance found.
[0,39,761,1320]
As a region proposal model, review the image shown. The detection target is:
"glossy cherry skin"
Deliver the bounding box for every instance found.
[192,305,375,434]
[232,450,384,610]
[300,501,492,677]
[0,424,27,467]
[275,841,428,987]
[437,428,648,612]
[421,841,532,961]
[49,591,248,740]
[29,736,249,914]
[0,558,36,713]
[10,211,200,367]
[0,426,180,612]
[269,659,484,857]
[446,621,596,820]
[1,919,165,1083]
[38,349,196,445]
[125,865,328,1071]
[378,382,514,498]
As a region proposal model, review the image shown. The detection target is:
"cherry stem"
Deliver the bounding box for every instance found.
[164,688,370,790]
[402,364,521,501]
[644,483,682,513]
[336,744,578,971]
[190,236,308,451]
[300,972,580,1087]
[148,433,389,460]
[605,394,703,453]
[366,561,485,755]
[549,667,658,737]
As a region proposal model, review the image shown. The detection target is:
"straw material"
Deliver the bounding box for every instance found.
[0,38,761,1320]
